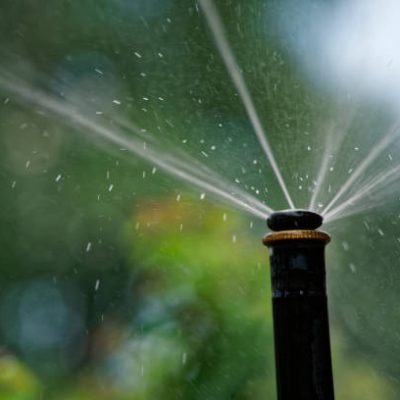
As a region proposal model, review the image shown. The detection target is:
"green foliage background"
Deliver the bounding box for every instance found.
[0,0,398,398]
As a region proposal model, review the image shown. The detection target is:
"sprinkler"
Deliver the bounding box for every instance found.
[263,210,335,400]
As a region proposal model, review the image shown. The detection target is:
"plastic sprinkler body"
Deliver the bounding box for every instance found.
[263,210,335,400]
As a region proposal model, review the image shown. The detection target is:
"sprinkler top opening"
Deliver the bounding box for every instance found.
[267,209,323,232]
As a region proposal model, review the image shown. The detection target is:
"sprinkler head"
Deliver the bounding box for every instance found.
[267,209,323,231]
[264,209,329,246]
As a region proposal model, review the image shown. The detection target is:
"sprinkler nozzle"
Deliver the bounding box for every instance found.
[267,209,323,231]
[264,210,329,246]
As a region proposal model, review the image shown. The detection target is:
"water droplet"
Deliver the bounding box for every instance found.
[86,242,92,252]
[95,279,100,291]
[108,184,114,192]
[55,174,62,182]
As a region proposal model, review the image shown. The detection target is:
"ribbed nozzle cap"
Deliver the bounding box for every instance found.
[267,210,323,232]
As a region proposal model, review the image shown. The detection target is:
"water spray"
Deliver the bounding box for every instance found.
[263,210,335,400]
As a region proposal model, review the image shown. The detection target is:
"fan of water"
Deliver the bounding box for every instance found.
[0,0,398,228]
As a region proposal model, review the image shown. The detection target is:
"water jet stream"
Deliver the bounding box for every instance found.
[324,163,400,223]
[0,72,272,219]
[309,125,335,211]
[115,115,272,215]
[322,123,400,216]
[309,108,357,211]
[198,0,295,209]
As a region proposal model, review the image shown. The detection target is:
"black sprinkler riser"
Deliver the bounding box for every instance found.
[264,210,335,400]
